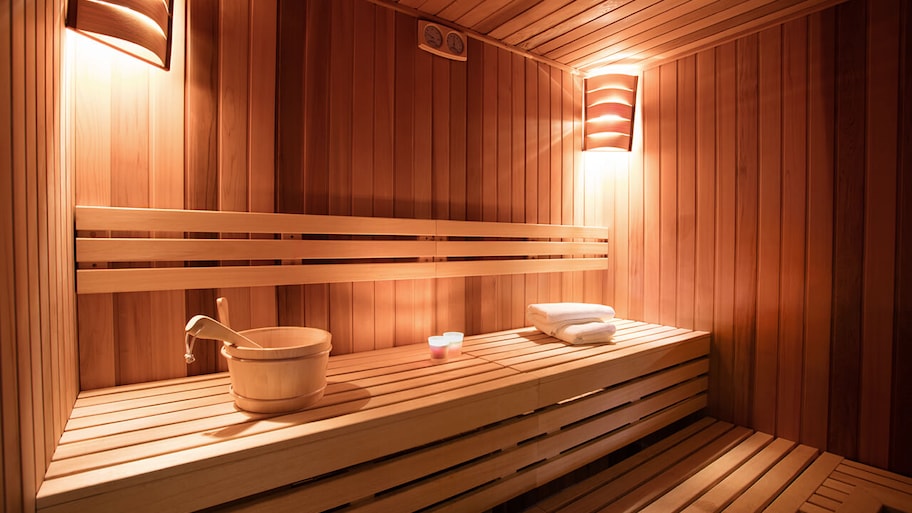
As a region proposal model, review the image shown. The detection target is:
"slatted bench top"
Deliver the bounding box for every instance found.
[524,417,912,513]
[37,319,710,513]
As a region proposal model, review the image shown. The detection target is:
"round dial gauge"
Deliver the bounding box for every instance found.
[424,25,443,49]
[446,32,464,55]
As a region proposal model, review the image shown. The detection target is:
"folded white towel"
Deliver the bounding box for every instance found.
[526,303,616,324]
[527,313,606,335]
[551,321,617,345]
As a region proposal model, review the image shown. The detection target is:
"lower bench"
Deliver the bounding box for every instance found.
[523,417,912,513]
[36,320,710,513]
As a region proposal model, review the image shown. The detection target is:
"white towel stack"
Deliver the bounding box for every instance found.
[526,302,617,344]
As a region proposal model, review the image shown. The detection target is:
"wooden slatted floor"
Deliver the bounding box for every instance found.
[38,319,710,512]
[519,418,912,513]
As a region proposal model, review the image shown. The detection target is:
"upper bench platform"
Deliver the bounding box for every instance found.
[37,320,710,513]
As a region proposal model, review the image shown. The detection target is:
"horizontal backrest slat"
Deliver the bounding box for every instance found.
[75,206,438,236]
[76,239,609,262]
[74,206,610,294]
[76,258,609,294]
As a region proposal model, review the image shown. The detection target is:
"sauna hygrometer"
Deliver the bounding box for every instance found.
[418,20,467,61]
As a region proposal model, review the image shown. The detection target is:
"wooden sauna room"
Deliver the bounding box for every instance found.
[2,0,911,511]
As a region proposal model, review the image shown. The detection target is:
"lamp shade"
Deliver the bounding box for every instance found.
[584,74,638,151]
[66,0,174,70]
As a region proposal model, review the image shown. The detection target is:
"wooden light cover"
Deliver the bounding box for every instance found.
[584,74,638,151]
[66,0,174,70]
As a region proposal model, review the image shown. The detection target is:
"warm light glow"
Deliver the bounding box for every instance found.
[585,151,630,174]
[66,0,173,69]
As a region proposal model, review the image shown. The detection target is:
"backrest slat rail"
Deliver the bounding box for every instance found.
[75,206,610,294]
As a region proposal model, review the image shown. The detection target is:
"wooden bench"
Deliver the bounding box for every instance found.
[37,322,710,512]
[522,418,912,513]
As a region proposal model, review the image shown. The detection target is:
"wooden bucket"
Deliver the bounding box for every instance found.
[220,326,332,413]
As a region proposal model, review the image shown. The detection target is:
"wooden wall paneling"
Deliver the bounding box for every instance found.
[536,62,551,307]
[450,56,468,223]
[373,6,396,349]
[549,67,561,231]
[463,38,484,335]
[642,66,661,323]
[712,42,737,422]
[2,14,15,501]
[393,11,417,346]
[829,0,866,460]
[352,1,377,353]
[216,0,250,370]
[5,1,18,505]
[465,38,484,224]
[275,0,307,328]
[503,52,527,223]
[560,67,573,226]
[548,65,562,304]
[185,0,221,375]
[328,0,355,355]
[802,10,834,453]
[302,1,333,337]
[511,53,525,327]
[777,17,809,442]
[523,59,538,322]
[524,59,538,226]
[110,55,157,384]
[560,69,576,301]
[733,34,759,428]
[3,0,74,505]
[753,25,783,436]
[478,43,498,334]
[676,56,696,330]
[431,54,451,335]
[496,48,512,329]
[3,23,16,513]
[432,57,451,220]
[572,70,587,303]
[73,36,116,390]
[859,0,900,468]
[24,0,44,489]
[693,48,715,334]
[627,74,646,321]
[149,0,188,380]
[891,0,912,476]
[659,62,678,326]
[37,0,58,462]
[414,25,434,343]
[248,0,278,331]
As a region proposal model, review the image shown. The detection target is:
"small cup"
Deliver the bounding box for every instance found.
[443,331,464,357]
[428,335,449,362]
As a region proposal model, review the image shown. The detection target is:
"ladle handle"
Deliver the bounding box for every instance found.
[216,297,231,328]
[184,315,262,348]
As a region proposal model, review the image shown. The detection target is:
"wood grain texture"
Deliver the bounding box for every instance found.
[829,0,866,461]
[859,0,899,469]
[619,0,910,474]
[733,33,758,429]
[802,9,834,454]
[891,0,912,476]
[36,324,709,513]
[2,0,76,509]
[754,24,782,438]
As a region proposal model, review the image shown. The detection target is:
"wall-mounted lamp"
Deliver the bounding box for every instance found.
[584,74,638,152]
[65,0,174,70]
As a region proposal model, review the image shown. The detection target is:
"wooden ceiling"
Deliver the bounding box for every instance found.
[377,0,847,72]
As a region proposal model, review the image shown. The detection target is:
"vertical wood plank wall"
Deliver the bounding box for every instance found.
[1,0,78,511]
[613,0,911,474]
[72,0,602,386]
